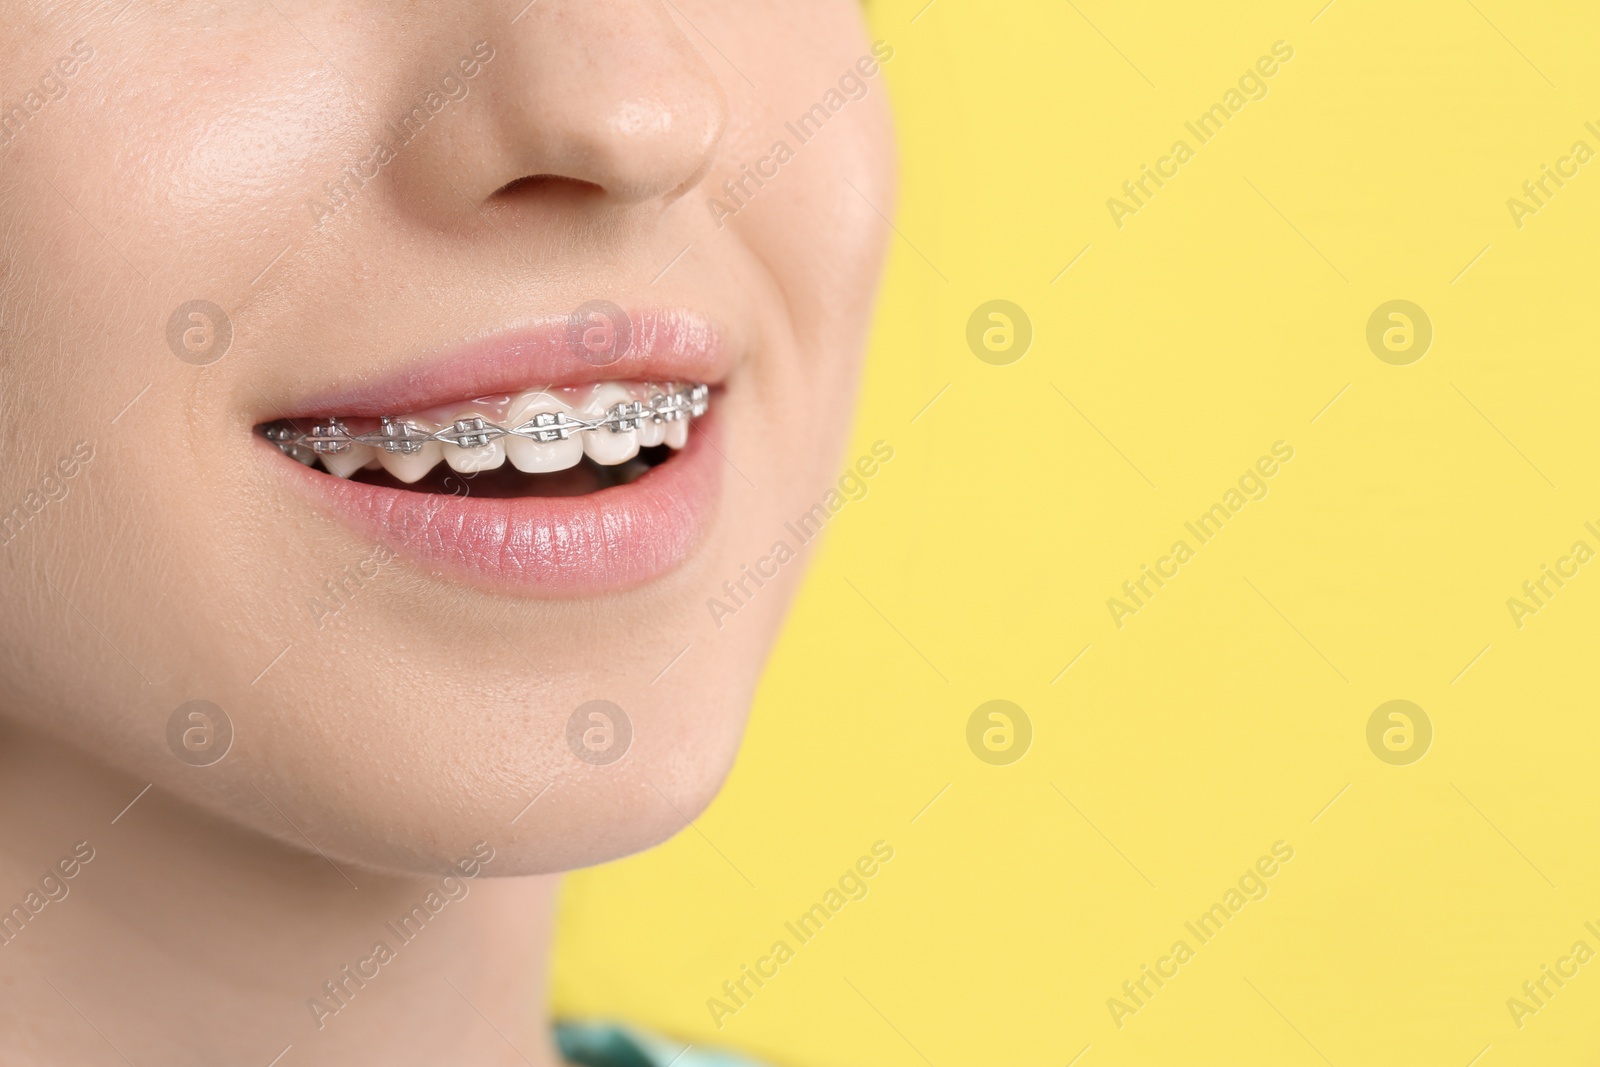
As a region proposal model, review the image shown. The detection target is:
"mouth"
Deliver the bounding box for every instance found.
[258,311,729,595]
[261,380,709,496]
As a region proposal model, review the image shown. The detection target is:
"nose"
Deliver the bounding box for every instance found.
[424,0,729,211]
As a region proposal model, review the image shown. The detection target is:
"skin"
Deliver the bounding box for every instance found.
[0,2,894,1064]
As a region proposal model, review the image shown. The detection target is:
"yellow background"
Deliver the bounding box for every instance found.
[555,2,1600,1064]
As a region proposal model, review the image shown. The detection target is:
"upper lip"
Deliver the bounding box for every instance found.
[264,306,732,420]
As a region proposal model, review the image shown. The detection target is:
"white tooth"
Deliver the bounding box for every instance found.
[320,443,376,479]
[665,419,689,449]
[441,413,506,473]
[443,442,505,472]
[504,392,584,473]
[376,438,443,483]
[580,384,640,466]
[638,413,666,448]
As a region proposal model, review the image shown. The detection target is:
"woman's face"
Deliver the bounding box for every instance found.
[0,2,893,874]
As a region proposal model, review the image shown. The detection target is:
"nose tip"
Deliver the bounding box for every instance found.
[446,0,730,211]
[552,77,727,205]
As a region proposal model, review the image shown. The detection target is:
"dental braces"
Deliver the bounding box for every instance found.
[263,383,709,463]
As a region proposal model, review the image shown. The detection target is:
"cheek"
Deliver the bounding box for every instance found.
[742,118,893,335]
[699,1,896,352]
[0,20,373,795]
[696,2,896,608]
[160,82,356,217]
[57,46,364,291]
[703,68,894,511]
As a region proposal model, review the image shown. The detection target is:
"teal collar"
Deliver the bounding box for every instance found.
[555,1021,768,1067]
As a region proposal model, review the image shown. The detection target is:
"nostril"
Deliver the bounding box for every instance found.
[491,173,606,203]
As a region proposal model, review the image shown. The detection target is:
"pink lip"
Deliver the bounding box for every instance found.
[263,309,730,595]
[272,307,728,419]
[271,412,721,595]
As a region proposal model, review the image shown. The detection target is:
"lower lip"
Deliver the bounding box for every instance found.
[270,415,722,595]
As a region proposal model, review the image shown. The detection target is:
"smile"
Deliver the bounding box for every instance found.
[257,312,729,595]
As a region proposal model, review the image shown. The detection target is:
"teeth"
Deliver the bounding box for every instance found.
[377,438,443,484]
[321,443,376,479]
[269,381,704,479]
[504,393,584,473]
[579,384,640,466]
[441,414,507,473]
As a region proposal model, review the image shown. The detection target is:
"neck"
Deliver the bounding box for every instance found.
[0,723,563,1067]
